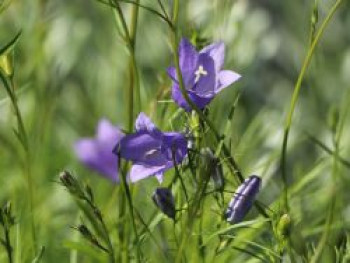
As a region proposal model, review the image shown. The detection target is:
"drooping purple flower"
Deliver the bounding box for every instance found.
[225,175,261,224]
[168,38,241,111]
[152,187,176,220]
[74,119,124,182]
[113,112,187,183]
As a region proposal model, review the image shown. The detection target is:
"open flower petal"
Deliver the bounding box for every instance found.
[74,119,122,181]
[97,119,124,145]
[119,133,167,166]
[162,132,188,162]
[117,112,188,183]
[179,38,198,87]
[129,163,165,183]
[167,66,177,82]
[200,41,225,72]
[216,70,241,93]
[194,53,216,95]
[172,83,214,111]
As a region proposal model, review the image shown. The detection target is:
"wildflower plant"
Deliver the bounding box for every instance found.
[0,0,348,262]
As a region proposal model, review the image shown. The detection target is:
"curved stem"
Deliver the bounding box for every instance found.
[280,0,343,214]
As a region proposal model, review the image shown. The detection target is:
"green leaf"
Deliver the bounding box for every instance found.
[63,240,108,262]
[0,31,21,56]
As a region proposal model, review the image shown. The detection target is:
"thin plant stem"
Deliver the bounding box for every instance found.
[310,120,341,263]
[280,0,344,214]
[110,1,142,261]
[305,132,350,169]
[4,227,13,263]
[0,73,37,254]
[172,150,189,203]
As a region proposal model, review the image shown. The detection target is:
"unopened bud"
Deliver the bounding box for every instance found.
[59,171,75,187]
[277,213,291,238]
[200,148,225,190]
[152,187,176,220]
[0,53,13,77]
[85,185,94,203]
[225,175,261,224]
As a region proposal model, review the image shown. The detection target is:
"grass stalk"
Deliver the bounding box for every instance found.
[0,73,37,255]
[280,0,344,214]
[110,1,142,261]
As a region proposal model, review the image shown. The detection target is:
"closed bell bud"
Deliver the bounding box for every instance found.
[152,187,176,220]
[225,175,261,224]
[200,148,225,191]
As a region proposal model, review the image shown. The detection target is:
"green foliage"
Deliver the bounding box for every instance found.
[0,0,349,262]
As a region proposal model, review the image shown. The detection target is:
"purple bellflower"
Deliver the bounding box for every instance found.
[168,38,241,111]
[114,112,188,183]
[225,175,261,224]
[74,119,124,182]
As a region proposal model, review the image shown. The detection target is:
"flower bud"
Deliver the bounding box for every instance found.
[152,187,176,220]
[0,201,15,228]
[200,148,225,191]
[277,213,291,238]
[59,170,85,199]
[0,54,14,77]
[225,175,261,224]
[59,170,76,187]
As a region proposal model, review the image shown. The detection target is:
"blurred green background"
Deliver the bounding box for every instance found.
[0,0,350,261]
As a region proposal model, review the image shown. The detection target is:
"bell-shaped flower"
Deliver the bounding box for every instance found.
[225,175,261,224]
[114,112,187,183]
[168,38,241,111]
[74,119,124,182]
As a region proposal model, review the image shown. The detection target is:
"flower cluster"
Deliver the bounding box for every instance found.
[73,38,249,221]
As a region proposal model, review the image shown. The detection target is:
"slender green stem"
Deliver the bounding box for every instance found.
[127,0,140,130]
[4,227,13,263]
[110,1,142,261]
[310,118,341,263]
[98,216,115,263]
[0,73,37,253]
[306,132,350,168]
[280,0,343,214]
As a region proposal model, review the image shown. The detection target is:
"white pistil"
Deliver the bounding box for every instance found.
[194,65,208,83]
[144,149,159,159]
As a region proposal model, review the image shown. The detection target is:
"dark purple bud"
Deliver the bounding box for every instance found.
[225,175,261,224]
[152,188,176,220]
